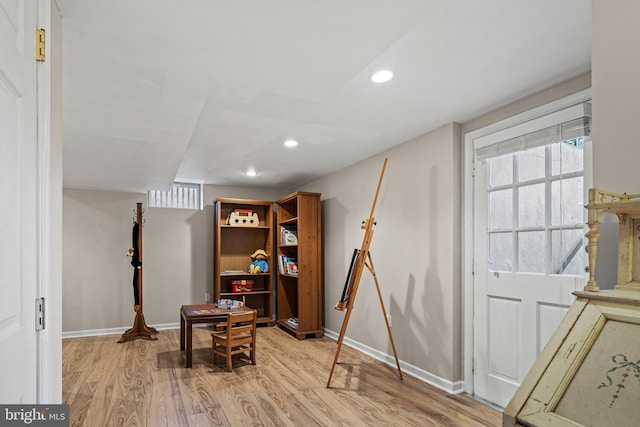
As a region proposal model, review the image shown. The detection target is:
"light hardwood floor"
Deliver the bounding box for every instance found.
[63,326,502,426]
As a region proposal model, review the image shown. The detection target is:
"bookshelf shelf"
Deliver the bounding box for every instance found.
[220,290,271,296]
[276,192,323,339]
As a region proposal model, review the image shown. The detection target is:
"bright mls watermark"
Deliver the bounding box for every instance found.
[1,405,68,426]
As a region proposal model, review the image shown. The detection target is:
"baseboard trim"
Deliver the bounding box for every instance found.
[62,322,190,339]
[323,328,464,395]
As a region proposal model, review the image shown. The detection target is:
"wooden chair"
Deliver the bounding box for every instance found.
[211,309,257,371]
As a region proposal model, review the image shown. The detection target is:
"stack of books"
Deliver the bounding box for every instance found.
[278,254,298,275]
[215,299,244,308]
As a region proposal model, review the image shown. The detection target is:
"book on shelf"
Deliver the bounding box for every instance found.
[280,225,298,245]
[278,254,298,275]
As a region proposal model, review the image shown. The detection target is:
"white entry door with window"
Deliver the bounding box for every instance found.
[470,101,592,408]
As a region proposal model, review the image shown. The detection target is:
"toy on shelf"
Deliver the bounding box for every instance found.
[232,280,254,293]
[226,208,259,227]
[248,249,269,273]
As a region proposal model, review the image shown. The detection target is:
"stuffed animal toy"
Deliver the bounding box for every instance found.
[249,249,269,273]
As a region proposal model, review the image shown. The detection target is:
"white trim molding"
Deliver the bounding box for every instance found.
[323,328,464,395]
[62,322,181,339]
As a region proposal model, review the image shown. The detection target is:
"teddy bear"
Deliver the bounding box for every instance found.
[248,249,269,273]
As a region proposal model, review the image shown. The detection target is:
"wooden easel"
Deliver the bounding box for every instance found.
[327,158,403,387]
[118,203,158,343]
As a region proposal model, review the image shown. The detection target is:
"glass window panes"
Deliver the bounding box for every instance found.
[518,184,545,228]
[518,146,546,182]
[483,138,585,276]
[489,232,512,272]
[147,182,201,210]
[552,139,584,176]
[489,153,513,187]
[551,177,584,226]
[551,229,586,275]
[518,231,545,273]
[489,189,513,230]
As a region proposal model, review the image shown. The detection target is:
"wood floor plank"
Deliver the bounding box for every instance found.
[63,326,502,426]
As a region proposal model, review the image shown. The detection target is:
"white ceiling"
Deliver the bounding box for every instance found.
[60,0,591,193]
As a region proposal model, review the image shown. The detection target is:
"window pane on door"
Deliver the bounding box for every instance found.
[489,154,513,187]
[489,189,513,230]
[551,229,586,275]
[552,140,584,175]
[518,231,545,273]
[489,232,512,272]
[551,177,584,226]
[518,146,546,182]
[518,184,545,227]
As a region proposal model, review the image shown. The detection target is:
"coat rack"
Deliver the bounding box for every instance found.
[118,202,158,343]
[327,158,403,387]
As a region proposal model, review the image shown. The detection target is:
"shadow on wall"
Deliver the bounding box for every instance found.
[388,164,447,375]
[388,269,446,376]
[321,197,348,328]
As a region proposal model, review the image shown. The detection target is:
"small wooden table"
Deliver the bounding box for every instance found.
[180,304,253,368]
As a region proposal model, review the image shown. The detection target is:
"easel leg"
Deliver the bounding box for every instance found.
[366,253,403,380]
[327,253,403,387]
[326,304,354,387]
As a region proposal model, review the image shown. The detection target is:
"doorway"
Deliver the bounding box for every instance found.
[463,92,592,408]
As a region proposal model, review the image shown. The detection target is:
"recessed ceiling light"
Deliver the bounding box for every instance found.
[284,139,298,148]
[246,169,257,177]
[371,69,393,83]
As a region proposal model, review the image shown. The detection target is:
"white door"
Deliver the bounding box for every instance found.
[472,117,591,408]
[0,0,40,403]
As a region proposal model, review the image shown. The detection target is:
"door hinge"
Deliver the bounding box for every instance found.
[472,356,475,373]
[36,298,45,330]
[36,29,45,62]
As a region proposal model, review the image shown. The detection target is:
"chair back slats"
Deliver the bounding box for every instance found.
[229,311,255,324]
[212,309,257,371]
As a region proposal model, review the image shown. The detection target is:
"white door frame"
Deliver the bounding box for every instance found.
[36,0,63,403]
[462,88,593,396]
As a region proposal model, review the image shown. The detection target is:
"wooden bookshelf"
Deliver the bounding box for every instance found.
[214,198,274,325]
[276,192,323,339]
